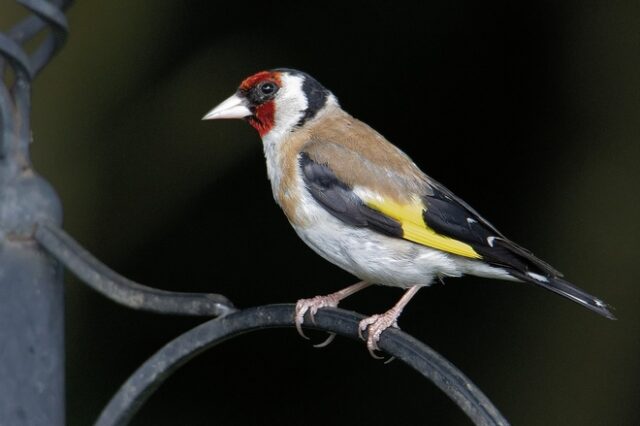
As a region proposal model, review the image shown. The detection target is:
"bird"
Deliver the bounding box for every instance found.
[203,68,615,356]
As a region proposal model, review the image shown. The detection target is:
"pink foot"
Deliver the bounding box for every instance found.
[294,294,342,339]
[358,310,400,359]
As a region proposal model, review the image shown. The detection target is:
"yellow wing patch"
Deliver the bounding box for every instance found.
[365,196,481,259]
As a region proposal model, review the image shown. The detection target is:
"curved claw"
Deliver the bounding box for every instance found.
[294,295,341,341]
[313,332,336,348]
[383,356,396,364]
[366,341,385,360]
[357,324,365,340]
[294,301,311,340]
[294,282,371,346]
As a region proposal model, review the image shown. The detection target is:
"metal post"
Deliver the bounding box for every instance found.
[0,210,64,426]
[0,1,70,424]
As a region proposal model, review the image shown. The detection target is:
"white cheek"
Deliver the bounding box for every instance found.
[262,74,309,189]
[267,74,307,140]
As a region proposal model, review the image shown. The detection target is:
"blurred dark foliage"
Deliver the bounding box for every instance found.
[2,0,638,424]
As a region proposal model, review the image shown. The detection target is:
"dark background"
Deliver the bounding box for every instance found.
[3,1,639,424]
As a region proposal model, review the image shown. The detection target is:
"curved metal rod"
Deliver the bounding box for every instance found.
[10,0,70,44]
[0,70,16,161]
[35,221,237,317]
[0,34,33,79]
[1,0,70,162]
[16,0,70,77]
[1,0,69,80]
[0,33,32,156]
[95,305,509,426]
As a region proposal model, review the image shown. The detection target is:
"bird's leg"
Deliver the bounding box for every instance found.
[295,281,371,342]
[358,285,421,358]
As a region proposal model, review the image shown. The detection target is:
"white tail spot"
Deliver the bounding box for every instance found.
[526,271,549,283]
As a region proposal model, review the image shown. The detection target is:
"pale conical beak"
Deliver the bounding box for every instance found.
[202,93,252,120]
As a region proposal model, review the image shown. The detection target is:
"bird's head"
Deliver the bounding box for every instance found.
[203,69,335,138]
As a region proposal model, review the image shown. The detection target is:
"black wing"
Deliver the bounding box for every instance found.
[299,152,402,238]
[423,178,563,276]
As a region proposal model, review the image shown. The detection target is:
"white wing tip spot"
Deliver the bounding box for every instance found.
[526,272,549,283]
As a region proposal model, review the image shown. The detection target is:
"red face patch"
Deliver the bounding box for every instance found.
[239,71,279,91]
[239,71,282,137]
[247,102,275,137]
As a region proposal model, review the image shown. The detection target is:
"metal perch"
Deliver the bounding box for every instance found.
[95,305,508,426]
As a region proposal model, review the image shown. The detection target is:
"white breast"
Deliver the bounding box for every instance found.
[288,168,467,288]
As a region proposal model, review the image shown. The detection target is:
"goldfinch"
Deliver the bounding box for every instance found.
[203,69,615,355]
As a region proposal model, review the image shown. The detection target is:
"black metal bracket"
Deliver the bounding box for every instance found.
[35,220,236,317]
[95,304,508,426]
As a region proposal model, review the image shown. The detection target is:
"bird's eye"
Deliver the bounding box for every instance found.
[246,81,279,105]
[259,82,277,96]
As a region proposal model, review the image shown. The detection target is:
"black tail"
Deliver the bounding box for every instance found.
[476,237,616,320]
[509,270,616,320]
